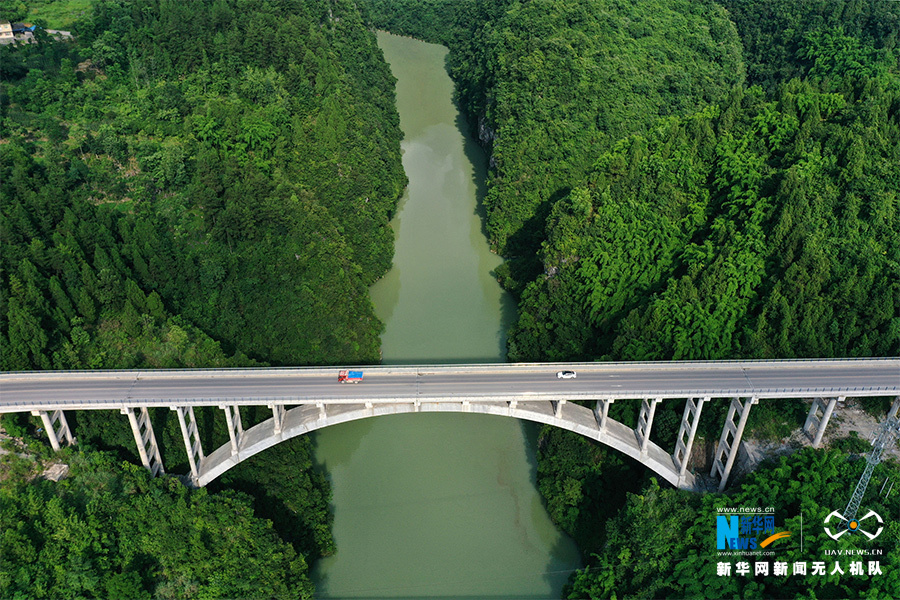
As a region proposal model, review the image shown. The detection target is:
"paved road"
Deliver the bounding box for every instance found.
[2,359,898,412]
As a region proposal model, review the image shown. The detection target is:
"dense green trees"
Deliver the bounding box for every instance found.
[508,77,900,364]
[366,0,900,365]
[365,2,900,598]
[568,448,900,599]
[366,0,744,256]
[1,1,406,594]
[721,0,900,89]
[0,449,314,599]
[2,0,406,369]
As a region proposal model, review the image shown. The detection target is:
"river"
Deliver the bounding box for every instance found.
[310,32,581,598]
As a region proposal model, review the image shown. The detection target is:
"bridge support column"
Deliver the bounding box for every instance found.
[122,407,164,476]
[803,397,841,448]
[889,397,900,420]
[554,400,566,419]
[221,405,243,456]
[316,403,326,420]
[508,400,517,414]
[172,406,204,482]
[635,398,662,455]
[31,410,74,451]
[673,398,708,483]
[711,397,757,492]
[269,404,285,434]
[594,400,615,432]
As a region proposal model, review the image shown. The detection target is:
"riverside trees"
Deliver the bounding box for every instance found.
[363,1,900,597]
[0,449,316,599]
[1,0,407,593]
[1,0,406,370]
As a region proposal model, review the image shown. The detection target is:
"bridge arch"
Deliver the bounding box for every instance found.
[195,400,695,489]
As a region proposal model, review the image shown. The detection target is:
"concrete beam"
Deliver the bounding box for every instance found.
[172,406,203,482]
[220,405,243,456]
[636,398,662,455]
[554,400,566,419]
[711,397,758,492]
[594,399,615,432]
[269,404,285,433]
[31,409,74,451]
[196,400,691,489]
[122,407,164,476]
[673,397,709,482]
[804,397,841,448]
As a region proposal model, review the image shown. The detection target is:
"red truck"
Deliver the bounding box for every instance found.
[338,370,363,383]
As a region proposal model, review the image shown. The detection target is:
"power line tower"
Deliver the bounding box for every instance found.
[841,398,900,532]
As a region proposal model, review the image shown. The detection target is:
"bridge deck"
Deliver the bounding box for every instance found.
[2,359,898,412]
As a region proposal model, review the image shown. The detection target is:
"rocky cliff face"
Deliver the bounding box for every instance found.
[477,114,497,169]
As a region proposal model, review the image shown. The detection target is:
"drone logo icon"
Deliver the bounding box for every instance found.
[824,510,884,540]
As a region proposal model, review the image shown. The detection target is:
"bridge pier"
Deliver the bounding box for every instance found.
[711,397,757,492]
[594,399,615,432]
[31,409,74,451]
[172,406,204,482]
[673,398,708,485]
[221,405,244,456]
[122,407,164,476]
[553,400,566,419]
[270,404,286,433]
[635,398,662,455]
[803,397,842,448]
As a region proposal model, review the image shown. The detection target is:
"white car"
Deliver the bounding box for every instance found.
[556,370,576,379]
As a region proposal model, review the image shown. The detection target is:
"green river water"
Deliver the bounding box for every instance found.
[310,32,581,598]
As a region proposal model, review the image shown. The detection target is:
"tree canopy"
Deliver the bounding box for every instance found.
[0,449,315,599]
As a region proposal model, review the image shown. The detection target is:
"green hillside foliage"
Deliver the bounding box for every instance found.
[567,448,900,599]
[362,0,467,46]
[63,404,337,563]
[1,0,406,369]
[0,449,314,599]
[1,1,404,594]
[500,2,900,366]
[366,4,900,597]
[365,0,744,256]
[0,0,94,29]
[444,0,744,257]
[508,76,900,363]
[721,0,900,89]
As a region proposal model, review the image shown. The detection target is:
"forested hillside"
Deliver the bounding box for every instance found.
[365,0,900,363]
[0,448,317,599]
[568,448,900,599]
[370,0,744,256]
[365,1,900,597]
[1,0,406,594]
[1,0,405,369]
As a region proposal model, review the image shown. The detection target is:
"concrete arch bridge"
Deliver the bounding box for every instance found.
[2,359,898,492]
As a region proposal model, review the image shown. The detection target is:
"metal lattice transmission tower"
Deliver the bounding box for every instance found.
[842,399,900,524]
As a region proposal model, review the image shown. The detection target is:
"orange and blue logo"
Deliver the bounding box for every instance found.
[823,510,883,540]
[717,515,791,550]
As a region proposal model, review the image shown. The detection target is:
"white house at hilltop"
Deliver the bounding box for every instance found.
[0,21,15,45]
